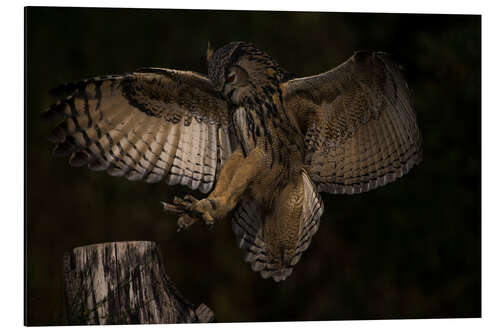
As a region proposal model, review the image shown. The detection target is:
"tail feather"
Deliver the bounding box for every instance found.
[231,170,324,282]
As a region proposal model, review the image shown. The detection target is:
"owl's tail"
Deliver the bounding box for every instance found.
[231,169,324,282]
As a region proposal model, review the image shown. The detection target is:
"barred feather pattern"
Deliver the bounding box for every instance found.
[44,69,232,193]
[231,170,323,281]
[283,51,422,194]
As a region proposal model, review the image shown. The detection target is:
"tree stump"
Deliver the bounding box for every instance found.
[62,241,214,325]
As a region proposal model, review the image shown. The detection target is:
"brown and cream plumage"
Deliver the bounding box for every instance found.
[44,41,422,282]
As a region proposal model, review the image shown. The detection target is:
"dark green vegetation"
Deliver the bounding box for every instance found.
[26,7,480,325]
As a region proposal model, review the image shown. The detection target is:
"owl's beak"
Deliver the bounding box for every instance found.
[223,84,232,98]
[216,90,225,100]
[215,82,225,94]
[208,77,224,97]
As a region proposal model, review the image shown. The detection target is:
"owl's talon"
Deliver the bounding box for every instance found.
[163,195,215,230]
[206,220,214,230]
[176,214,199,231]
[161,201,184,214]
[173,196,192,210]
[201,211,215,228]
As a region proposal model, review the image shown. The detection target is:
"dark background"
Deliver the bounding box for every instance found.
[25,7,481,325]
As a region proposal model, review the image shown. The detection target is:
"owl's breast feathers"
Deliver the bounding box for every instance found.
[231,83,305,172]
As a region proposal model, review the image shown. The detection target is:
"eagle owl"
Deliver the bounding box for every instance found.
[44,41,422,282]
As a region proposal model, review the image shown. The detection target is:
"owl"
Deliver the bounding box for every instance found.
[44,41,422,282]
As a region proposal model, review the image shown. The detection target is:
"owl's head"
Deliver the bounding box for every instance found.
[207,41,290,105]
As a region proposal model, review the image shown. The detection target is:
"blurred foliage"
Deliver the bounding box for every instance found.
[25,7,480,325]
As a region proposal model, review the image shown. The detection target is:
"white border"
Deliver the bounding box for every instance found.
[4,0,499,332]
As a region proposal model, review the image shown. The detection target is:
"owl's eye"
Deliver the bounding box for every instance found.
[225,65,248,87]
[227,73,236,83]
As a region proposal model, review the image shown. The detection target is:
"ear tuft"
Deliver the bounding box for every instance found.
[206,41,214,63]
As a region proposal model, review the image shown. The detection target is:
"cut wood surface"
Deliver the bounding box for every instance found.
[63,241,214,325]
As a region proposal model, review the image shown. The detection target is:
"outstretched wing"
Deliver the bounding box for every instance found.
[43,68,233,193]
[282,51,422,194]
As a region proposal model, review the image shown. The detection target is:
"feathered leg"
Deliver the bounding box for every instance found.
[163,147,262,230]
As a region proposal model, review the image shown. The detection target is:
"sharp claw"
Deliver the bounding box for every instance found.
[177,214,198,231]
[160,201,171,210]
[161,201,185,214]
[200,211,215,229]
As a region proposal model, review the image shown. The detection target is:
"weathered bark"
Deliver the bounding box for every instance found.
[63,241,214,325]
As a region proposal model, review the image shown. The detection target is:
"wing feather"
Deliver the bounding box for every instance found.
[144,122,168,183]
[282,51,422,194]
[44,68,232,193]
